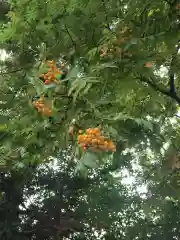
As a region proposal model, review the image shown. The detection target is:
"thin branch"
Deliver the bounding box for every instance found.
[64,24,76,49]
[101,0,115,34]
[0,1,9,17]
[169,70,175,93]
[175,114,180,119]
[21,223,80,235]
[101,0,110,28]
[139,76,180,105]
[169,41,180,93]
[138,41,180,104]
[139,76,170,96]
[0,68,24,75]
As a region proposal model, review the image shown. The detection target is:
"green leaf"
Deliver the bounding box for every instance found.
[96,63,118,71]
[14,162,25,169]
[55,74,61,80]
[140,119,153,131]
[142,202,152,216]
[81,152,99,168]
[30,76,45,95]
[107,126,119,138]
[148,9,154,17]
[124,38,138,51]
[68,78,87,101]
[81,83,92,96]
[67,65,80,80]
[39,67,49,74]
[87,47,98,60]
[74,160,88,178]
[0,124,7,131]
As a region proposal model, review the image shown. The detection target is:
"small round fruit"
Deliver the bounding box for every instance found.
[44,80,49,85]
[92,139,98,145]
[144,62,153,68]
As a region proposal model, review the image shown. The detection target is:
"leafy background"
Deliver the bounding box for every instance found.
[0,0,180,239]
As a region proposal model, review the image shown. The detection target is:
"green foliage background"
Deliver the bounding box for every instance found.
[0,0,180,239]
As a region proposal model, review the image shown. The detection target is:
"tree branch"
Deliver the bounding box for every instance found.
[64,24,76,49]
[138,41,180,104]
[0,68,24,75]
[101,0,115,34]
[139,76,180,105]
[169,70,175,93]
[169,41,180,93]
[139,76,170,95]
[0,1,9,19]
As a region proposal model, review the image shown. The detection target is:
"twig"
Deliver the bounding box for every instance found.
[139,76,180,105]
[169,69,175,93]
[175,114,180,119]
[0,68,24,75]
[169,41,180,93]
[138,41,180,105]
[101,0,115,34]
[22,223,78,234]
[64,24,76,49]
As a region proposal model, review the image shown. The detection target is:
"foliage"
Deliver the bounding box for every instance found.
[0,0,180,239]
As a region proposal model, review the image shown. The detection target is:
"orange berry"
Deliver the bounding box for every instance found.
[44,80,49,85]
[68,126,74,136]
[37,103,44,108]
[104,141,108,145]
[112,147,116,152]
[77,135,82,141]
[144,62,153,68]
[43,108,52,117]
[92,139,98,145]
[86,129,90,134]
[91,130,96,135]
[99,145,106,150]
[39,74,45,78]
[81,144,87,151]
[38,99,44,104]
[88,136,94,143]
[94,127,100,133]
[98,136,104,142]
[80,136,86,143]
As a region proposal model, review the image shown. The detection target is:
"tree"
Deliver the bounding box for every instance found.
[0,150,136,239]
[1,0,180,239]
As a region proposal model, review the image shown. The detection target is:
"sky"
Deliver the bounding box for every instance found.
[0,49,7,61]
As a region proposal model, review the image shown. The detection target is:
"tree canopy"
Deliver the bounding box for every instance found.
[0,0,180,239]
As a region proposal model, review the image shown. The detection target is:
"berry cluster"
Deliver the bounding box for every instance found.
[39,60,65,85]
[100,27,133,59]
[100,45,132,58]
[100,46,120,58]
[32,96,52,117]
[144,62,153,68]
[77,128,116,152]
